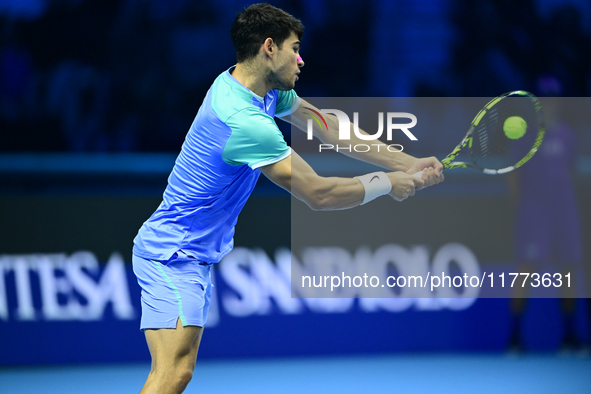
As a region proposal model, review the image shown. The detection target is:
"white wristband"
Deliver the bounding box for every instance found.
[354,172,392,205]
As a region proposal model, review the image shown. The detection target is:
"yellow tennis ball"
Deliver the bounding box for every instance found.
[503,116,527,139]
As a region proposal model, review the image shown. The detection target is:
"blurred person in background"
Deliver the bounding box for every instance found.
[508,75,588,355]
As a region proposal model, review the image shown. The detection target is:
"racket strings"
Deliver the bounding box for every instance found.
[470,96,541,172]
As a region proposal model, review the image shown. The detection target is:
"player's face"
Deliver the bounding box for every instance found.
[268,32,304,91]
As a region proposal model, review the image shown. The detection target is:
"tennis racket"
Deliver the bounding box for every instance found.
[414,90,545,178]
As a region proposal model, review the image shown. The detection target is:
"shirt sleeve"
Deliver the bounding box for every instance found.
[274,89,301,118]
[223,108,291,169]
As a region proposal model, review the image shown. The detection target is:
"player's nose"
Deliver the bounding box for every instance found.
[297,56,304,67]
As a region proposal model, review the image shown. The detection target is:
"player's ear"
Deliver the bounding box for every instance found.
[262,37,275,58]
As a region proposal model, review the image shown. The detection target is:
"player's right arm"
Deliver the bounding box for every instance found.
[259,150,424,210]
[278,98,443,187]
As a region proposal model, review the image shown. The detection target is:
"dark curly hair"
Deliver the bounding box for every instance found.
[231,3,304,63]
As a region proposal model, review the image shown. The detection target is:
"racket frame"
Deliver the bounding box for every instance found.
[441,90,545,174]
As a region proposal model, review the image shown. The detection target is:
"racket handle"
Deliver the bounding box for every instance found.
[412,170,424,189]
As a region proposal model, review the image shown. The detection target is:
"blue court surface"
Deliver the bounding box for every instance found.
[1,353,590,394]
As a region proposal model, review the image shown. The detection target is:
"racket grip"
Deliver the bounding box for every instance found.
[412,170,424,189]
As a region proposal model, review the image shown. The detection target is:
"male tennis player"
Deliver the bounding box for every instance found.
[132,4,444,393]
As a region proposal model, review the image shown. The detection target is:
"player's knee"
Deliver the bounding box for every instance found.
[152,363,194,391]
[175,366,194,389]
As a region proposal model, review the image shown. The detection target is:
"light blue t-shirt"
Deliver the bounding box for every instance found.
[133,67,300,262]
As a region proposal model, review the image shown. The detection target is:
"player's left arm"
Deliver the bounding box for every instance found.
[279,98,444,186]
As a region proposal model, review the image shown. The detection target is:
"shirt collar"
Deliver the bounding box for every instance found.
[225,65,266,102]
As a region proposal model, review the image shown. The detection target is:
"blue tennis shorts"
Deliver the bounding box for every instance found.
[132,251,213,330]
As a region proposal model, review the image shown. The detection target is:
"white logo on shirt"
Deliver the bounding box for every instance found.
[266,98,274,112]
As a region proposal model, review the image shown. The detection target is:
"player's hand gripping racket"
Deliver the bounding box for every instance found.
[414,90,545,179]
